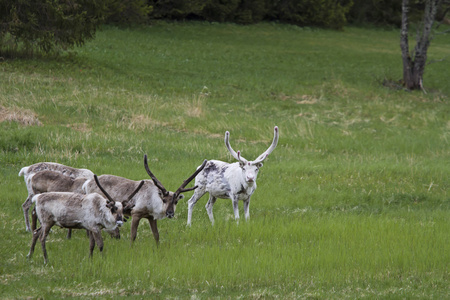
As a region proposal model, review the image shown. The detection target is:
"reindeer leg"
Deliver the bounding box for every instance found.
[40,225,52,264]
[88,231,95,257]
[205,195,217,225]
[66,229,72,239]
[130,215,142,243]
[147,217,159,244]
[231,196,240,223]
[110,227,120,239]
[243,197,251,221]
[31,206,38,231]
[27,227,42,259]
[187,190,206,226]
[92,230,104,255]
[22,196,33,232]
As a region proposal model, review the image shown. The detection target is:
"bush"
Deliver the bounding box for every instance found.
[347,0,403,26]
[199,0,240,22]
[149,0,206,19]
[202,0,269,24]
[0,0,109,56]
[269,0,354,29]
[106,0,153,25]
[149,0,352,29]
[346,0,443,27]
[234,0,270,24]
[0,0,153,56]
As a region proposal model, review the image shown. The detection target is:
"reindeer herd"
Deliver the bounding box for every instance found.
[19,126,279,264]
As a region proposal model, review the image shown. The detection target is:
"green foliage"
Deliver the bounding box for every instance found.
[348,0,403,26]
[199,0,269,24]
[200,0,241,22]
[269,0,353,29]
[106,0,153,25]
[347,0,448,27]
[0,0,154,56]
[149,0,206,19]
[0,0,109,55]
[148,0,352,28]
[234,0,270,24]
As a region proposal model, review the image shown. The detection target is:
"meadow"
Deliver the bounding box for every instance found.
[0,22,449,298]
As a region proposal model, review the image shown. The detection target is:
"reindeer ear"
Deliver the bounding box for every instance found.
[123,201,135,210]
[172,194,184,205]
[106,202,117,212]
[257,162,263,168]
[123,203,135,214]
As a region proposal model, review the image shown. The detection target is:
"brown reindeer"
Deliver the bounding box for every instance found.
[19,162,94,232]
[28,170,92,238]
[27,175,143,264]
[83,155,206,243]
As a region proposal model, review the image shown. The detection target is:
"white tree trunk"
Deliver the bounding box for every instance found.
[401,0,441,90]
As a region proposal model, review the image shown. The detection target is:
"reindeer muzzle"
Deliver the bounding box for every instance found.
[116,220,124,227]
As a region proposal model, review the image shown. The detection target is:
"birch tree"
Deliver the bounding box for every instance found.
[400,0,442,91]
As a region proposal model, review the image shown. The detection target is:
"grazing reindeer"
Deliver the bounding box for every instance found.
[187,126,279,225]
[27,175,143,264]
[83,155,207,243]
[30,170,87,194]
[28,170,90,238]
[19,162,94,232]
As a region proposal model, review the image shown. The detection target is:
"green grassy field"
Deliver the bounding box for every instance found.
[1,22,449,298]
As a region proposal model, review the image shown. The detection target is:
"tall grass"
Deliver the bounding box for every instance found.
[0,22,449,298]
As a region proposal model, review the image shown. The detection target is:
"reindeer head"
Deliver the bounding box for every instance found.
[144,155,207,218]
[225,126,279,184]
[94,175,144,227]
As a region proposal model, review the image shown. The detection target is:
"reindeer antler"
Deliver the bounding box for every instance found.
[225,131,248,163]
[127,180,144,201]
[225,126,279,165]
[173,159,207,198]
[144,154,169,196]
[95,175,144,206]
[94,174,115,203]
[122,180,145,213]
[252,126,279,164]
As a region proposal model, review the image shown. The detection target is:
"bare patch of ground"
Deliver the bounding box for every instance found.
[0,106,41,126]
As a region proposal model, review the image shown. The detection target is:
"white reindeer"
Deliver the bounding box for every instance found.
[27,175,143,264]
[83,155,207,243]
[19,162,94,232]
[187,126,279,225]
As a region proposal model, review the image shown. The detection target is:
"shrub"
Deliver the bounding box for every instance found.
[149,0,352,29]
[106,0,153,25]
[149,0,206,19]
[346,0,443,27]
[0,0,109,56]
[199,0,240,22]
[269,0,354,29]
